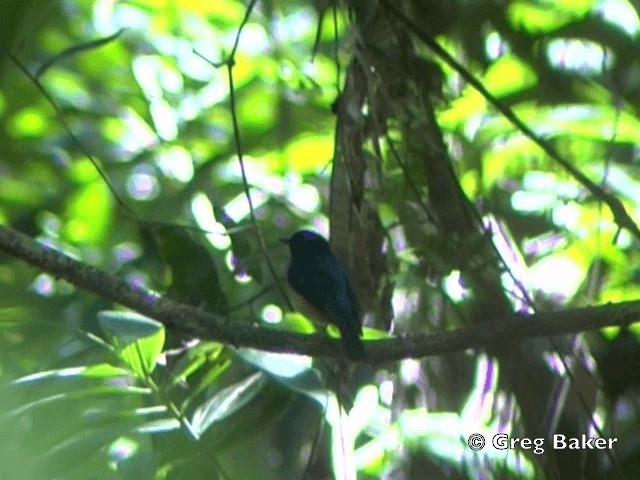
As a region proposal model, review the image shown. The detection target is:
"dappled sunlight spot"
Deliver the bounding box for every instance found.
[547,104,606,123]
[438,89,486,134]
[443,270,470,302]
[473,355,497,409]
[226,251,252,283]
[8,107,48,138]
[65,182,112,243]
[132,55,179,140]
[155,56,184,95]
[234,270,252,284]
[529,254,584,299]
[589,406,607,437]
[596,0,640,36]
[310,218,329,237]
[125,271,148,290]
[177,45,217,82]
[218,155,285,193]
[37,212,62,237]
[484,54,537,97]
[239,349,313,377]
[286,183,320,213]
[69,158,100,183]
[543,351,566,375]
[351,385,379,430]
[102,109,157,155]
[224,189,268,223]
[132,56,162,99]
[150,99,178,141]
[547,38,614,75]
[273,7,315,43]
[231,22,268,55]
[379,379,394,406]
[237,86,277,130]
[13,366,88,384]
[156,145,193,182]
[522,232,568,256]
[278,61,296,84]
[112,242,141,268]
[127,170,159,201]
[31,273,55,297]
[507,0,589,34]
[399,411,465,464]
[302,57,340,105]
[463,112,484,140]
[261,304,283,324]
[190,193,231,249]
[191,192,231,250]
[355,425,400,473]
[399,358,422,385]
[605,166,640,203]
[196,79,230,108]
[108,437,139,464]
[460,354,498,426]
[485,213,532,311]
[523,170,555,190]
[284,134,334,173]
[552,202,581,230]
[485,30,509,60]
[524,171,581,200]
[176,94,200,121]
[112,4,150,30]
[391,288,419,322]
[47,69,92,110]
[511,191,557,212]
[92,0,117,33]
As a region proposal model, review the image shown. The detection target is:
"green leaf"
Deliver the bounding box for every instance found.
[191,371,266,436]
[237,349,329,407]
[153,226,227,312]
[169,341,226,387]
[4,385,152,421]
[506,0,593,34]
[98,311,165,377]
[484,54,537,97]
[284,134,334,173]
[64,180,113,244]
[13,364,132,385]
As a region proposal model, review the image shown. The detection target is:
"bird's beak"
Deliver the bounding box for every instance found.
[279,237,290,245]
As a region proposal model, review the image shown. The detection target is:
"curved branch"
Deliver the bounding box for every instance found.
[1,224,639,363]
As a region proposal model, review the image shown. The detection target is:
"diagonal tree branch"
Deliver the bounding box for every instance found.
[379,0,640,241]
[1,224,640,363]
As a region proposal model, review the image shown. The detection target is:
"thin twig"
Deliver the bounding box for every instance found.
[36,28,125,78]
[7,51,134,215]
[195,0,292,310]
[379,0,640,241]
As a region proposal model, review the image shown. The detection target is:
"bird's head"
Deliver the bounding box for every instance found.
[281,230,330,258]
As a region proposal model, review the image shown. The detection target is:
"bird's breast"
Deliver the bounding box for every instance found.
[286,283,333,328]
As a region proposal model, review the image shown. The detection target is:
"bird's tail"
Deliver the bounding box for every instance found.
[339,320,366,360]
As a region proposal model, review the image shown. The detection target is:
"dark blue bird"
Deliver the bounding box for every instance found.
[281,230,366,360]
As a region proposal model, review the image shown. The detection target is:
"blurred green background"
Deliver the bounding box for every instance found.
[2,0,640,478]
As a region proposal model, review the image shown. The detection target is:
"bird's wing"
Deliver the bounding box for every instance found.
[288,255,344,308]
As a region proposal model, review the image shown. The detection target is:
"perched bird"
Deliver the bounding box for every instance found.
[281,230,366,360]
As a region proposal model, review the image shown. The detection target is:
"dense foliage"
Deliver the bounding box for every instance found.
[2,0,640,478]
